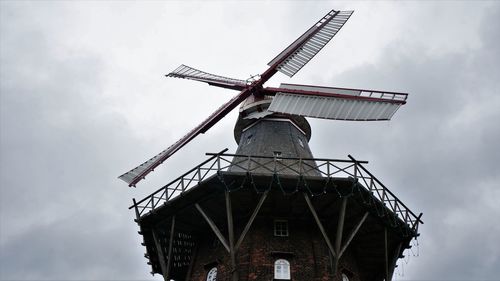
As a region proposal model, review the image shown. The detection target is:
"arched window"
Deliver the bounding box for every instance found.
[342,273,350,281]
[206,267,217,281]
[274,259,290,280]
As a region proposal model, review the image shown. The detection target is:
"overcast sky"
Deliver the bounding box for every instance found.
[1,1,499,280]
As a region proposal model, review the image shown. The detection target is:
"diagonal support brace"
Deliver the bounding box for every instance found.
[195,203,230,252]
[339,211,369,257]
[388,241,403,280]
[165,216,176,280]
[225,191,239,281]
[235,190,269,251]
[303,193,336,258]
[152,228,169,281]
[332,197,347,274]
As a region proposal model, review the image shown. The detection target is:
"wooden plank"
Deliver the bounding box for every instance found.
[388,242,402,280]
[339,212,369,257]
[184,243,199,281]
[235,191,269,251]
[225,191,239,281]
[385,227,389,281]
[333,197,347,274]
[195,203,230,252]
[165,216,176,280]
[132,198,140,222]
[152,228,169,281]
[303,193,336,258]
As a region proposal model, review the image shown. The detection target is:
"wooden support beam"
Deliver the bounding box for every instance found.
[132,198,140,222]
[385,227,389,281]
[152,229,169,281]
[195,203,230,252]
[185,243,199,281]
[339,212,369,257]
[332,197,347,274]
[225,191,239,281]
[235,190,269,251]
[388,242,402,281]
[303,193,336,258]
[327,246,334,275]
[165,216,176,281]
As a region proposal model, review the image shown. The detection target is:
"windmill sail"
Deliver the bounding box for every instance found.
[268,10,353,77]
[118,9,411,187]
[267,83,407,121]
[167,64,247,90]
[119,88,254,186]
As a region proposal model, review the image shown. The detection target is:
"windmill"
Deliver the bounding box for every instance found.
[125,9,422,281]
[119,9,408,187]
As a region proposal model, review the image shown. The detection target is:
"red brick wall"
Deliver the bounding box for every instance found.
[188,218,362,281]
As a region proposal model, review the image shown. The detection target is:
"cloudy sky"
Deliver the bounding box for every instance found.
[1,1,499,280]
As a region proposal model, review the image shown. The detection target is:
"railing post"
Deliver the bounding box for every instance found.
[132,198,140,221]
[411,213,423,233]
[354,160,358,179]
[247,155,251,172]
[273,156,277,173]
[382,186,387,205]
[131,152,422,243]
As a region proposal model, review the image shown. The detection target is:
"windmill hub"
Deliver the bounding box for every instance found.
[239,95,272,117]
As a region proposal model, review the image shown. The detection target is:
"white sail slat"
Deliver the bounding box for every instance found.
[268,93,402,121]
[264,83,407,121]
[167,64,247,88]
[268,10,354,77]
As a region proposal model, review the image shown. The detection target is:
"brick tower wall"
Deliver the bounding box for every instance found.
[188,218,362,281]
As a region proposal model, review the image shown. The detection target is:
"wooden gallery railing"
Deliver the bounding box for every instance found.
[130,149,422,235]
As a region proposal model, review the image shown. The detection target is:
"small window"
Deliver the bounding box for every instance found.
[206,267,217,281]
[246,134,253,144]
[298,138,304,148]
[273,151,282,161]
[274,259,291,280]
[274,220,288,237]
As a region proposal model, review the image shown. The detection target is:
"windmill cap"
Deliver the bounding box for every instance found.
[233,114,312,144]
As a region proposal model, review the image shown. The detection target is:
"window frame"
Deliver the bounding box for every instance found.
[206,266,217,281]
[246,134,253,145]
[274,259,291,280]
[273,151,283,161]
[274,219,289,237]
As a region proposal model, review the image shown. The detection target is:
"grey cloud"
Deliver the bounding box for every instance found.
[311,4,500,279]
[0,3,152,280]
[1,2,500,281]
[0,211,147,280]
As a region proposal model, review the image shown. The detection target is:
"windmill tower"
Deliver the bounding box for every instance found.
[122,9,422,281]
